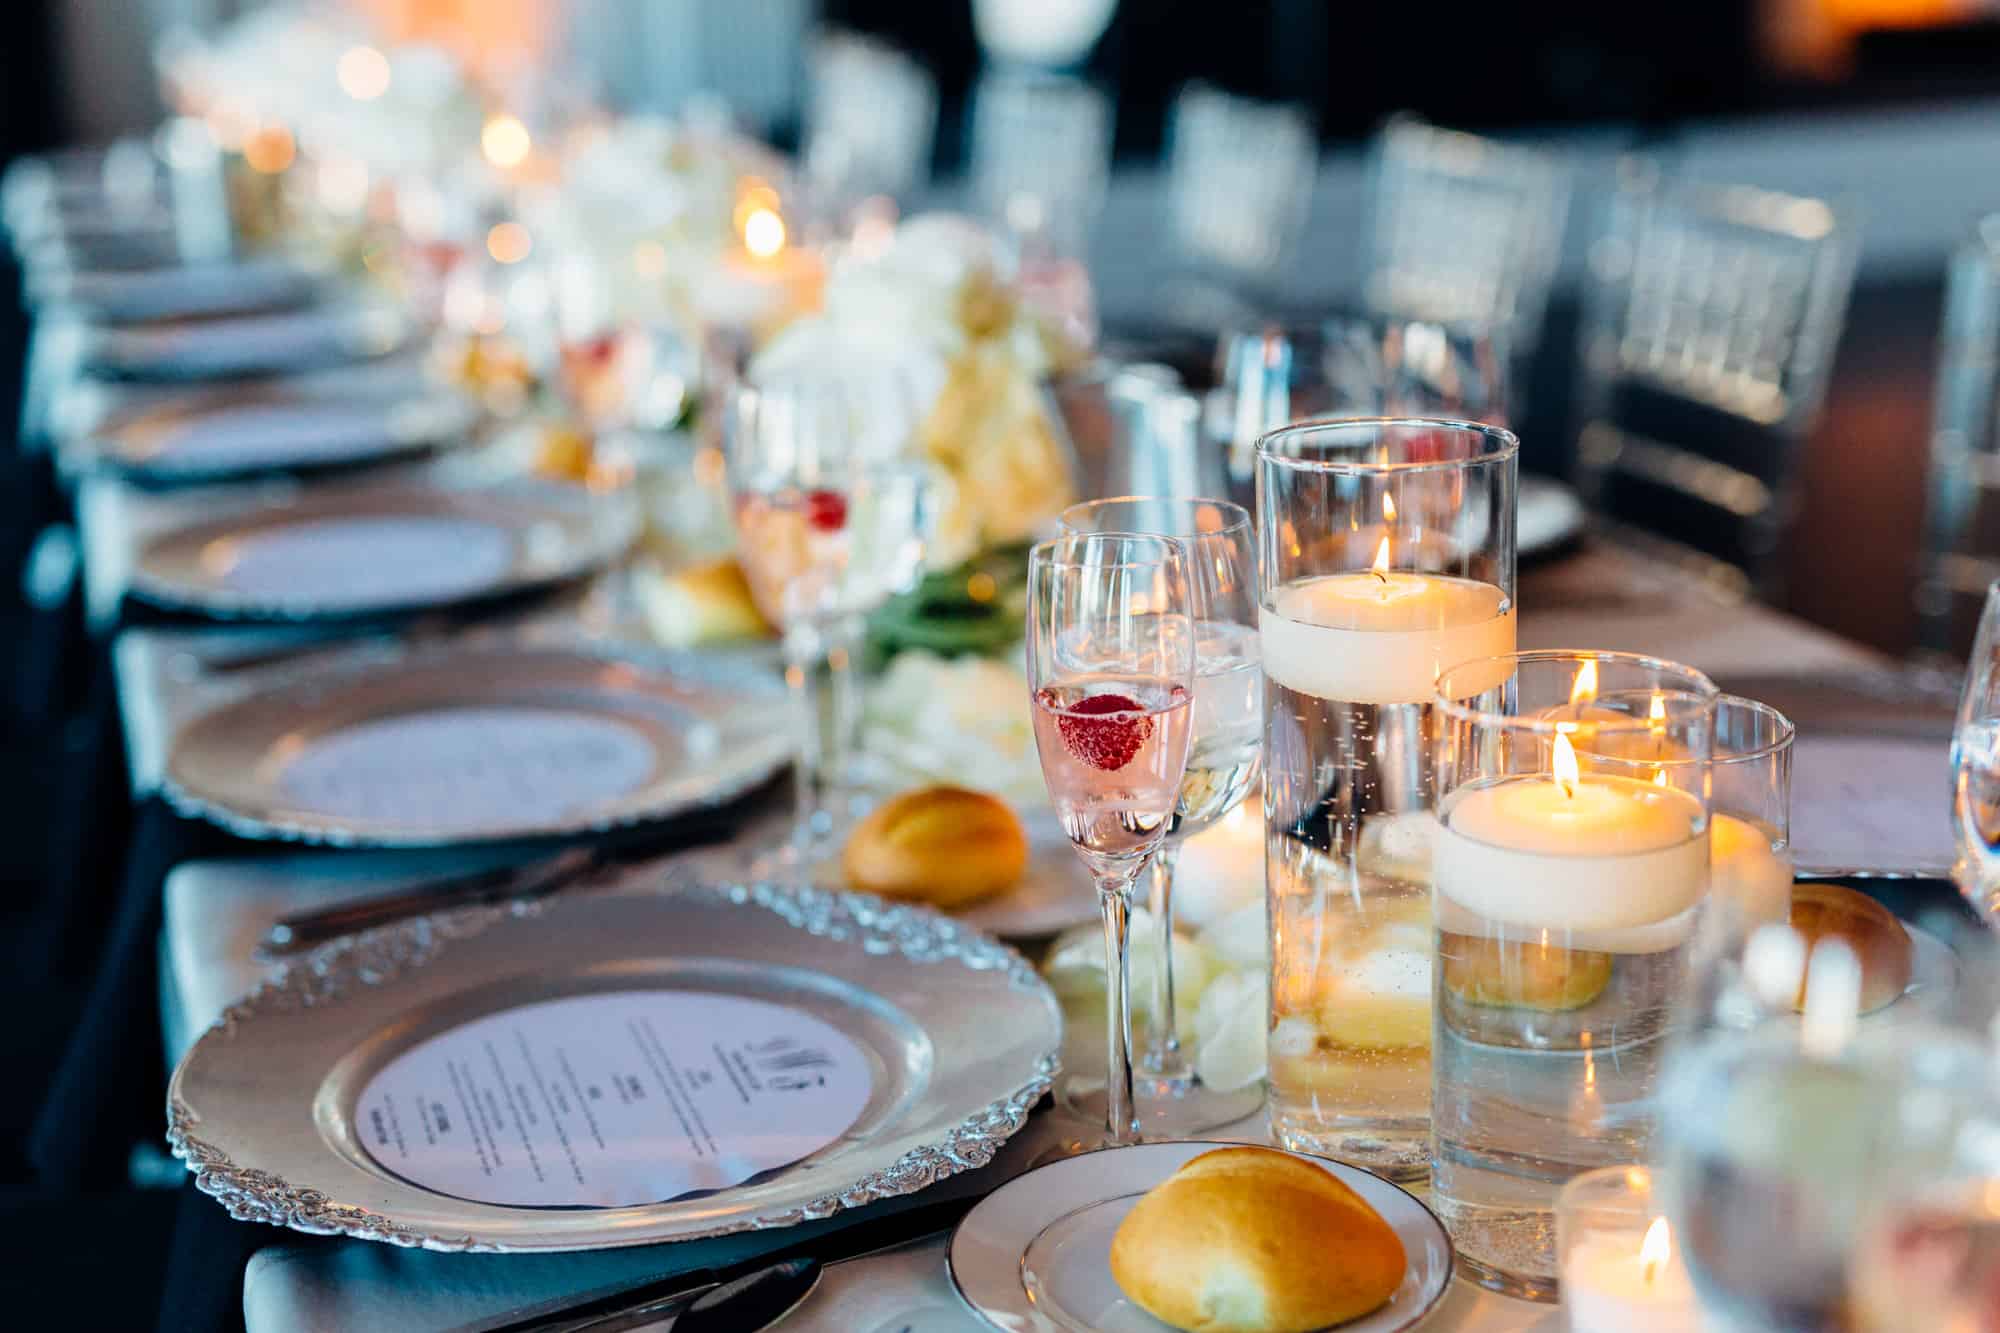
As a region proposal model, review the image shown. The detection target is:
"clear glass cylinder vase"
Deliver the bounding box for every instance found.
[1430,650,1718,1300]
[1255,417,1518,1182]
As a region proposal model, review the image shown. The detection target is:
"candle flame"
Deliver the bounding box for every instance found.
[1553,731,1580,798]
[1569,659,1599,707]
[1382,492,1397,522]
[743,207,786,259]
[1640,1217,1673,1284]
[1652,767,1669,787]
[1370,534,1391,587]
[1648,692,1666,724]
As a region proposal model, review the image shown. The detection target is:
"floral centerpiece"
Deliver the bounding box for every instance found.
[749,212,1087,656]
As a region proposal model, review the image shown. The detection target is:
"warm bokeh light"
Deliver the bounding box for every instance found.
[337,46,393,101]
[242,126,295,174]
[486,221,532,264]
[743,208,786,259]
[481,114,532,169]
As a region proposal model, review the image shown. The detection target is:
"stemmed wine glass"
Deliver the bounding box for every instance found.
[1953,578,2000,926]
[724,375,937,878]
[1028,533,1197,1150]
[1059,497,1263,1134]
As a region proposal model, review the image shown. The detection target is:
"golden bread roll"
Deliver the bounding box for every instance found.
[1441,931,1613,1012]
[1790,883,1912,1015]
[1110,1146,1405,1333]
[841,786,1027,909]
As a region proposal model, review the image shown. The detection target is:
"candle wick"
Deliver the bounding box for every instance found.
[1370,569,1388,586]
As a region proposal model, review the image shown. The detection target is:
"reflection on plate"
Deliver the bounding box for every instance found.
[948,1141,1454,1332]
[168,878,1062,1250]
[164,647,789,845]
[131,477,637,620]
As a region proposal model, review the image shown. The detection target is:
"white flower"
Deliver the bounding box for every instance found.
[860,651,1046,806]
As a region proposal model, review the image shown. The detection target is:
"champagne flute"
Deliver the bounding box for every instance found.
[725,375,936,878]
[1059,497,1263,1134]
[1954,579,2000,925]
[1028,533,1197,1149]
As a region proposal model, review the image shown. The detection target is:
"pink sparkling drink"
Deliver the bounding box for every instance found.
[1031,678,1193,878]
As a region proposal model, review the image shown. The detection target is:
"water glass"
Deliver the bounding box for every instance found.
[1028,533,1197,1149]
[1662,1019,2000,1333]
[1953,578,2000,924]
[724,377,937,876]
[1257,418,1518,1182]
[1430,650,1718,1299]
[1060,497,1263,1134]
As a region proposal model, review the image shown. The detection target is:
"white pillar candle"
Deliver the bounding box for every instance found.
[1259,547,1514,706]
[1710,813,1793,931]
[1562,1218,1701,1333]
[1435,734,1706,941]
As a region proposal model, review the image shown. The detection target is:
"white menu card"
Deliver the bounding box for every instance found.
[355,991,875,1207]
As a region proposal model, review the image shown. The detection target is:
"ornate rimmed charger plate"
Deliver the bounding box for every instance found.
[91,379,477,483]
[948,1141,1453,1332]
[130,477,637,620]
[83,303,411,381]
[167,878,1063,1251]
[163,646,791,845]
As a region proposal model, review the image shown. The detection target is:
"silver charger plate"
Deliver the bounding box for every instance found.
[167,877,1063,1251]
[163,646,791,845]
[93,381,477,483]
[83,303,410,381]
[948,1141,1454,1332]
[130,477,637,620]
[37,256,319,324]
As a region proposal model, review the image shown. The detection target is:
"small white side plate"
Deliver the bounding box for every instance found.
[948,1140,1454,1332]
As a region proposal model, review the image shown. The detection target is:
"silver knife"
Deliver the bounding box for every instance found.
[257,847,606,958]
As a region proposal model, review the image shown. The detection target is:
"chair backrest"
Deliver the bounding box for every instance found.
[1163,83,1316,283]
[569,0,809,132]
[802,29,937,205]
[1362,116,1571,366]
[966,69,1112,257]
[1571,162,1858,592]
[1919,216,2000,655]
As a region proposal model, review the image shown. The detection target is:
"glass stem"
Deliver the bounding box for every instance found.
[1142,840,1190,1080]
[783,613,864,859]
[1097,871,1142,1147]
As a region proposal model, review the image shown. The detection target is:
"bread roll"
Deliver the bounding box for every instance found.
[1790,882,1912,1015]
[1110,1147,1405,1333]
[841,785,1027,908]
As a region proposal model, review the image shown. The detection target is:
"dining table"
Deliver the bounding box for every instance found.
[121,530,1935,1332]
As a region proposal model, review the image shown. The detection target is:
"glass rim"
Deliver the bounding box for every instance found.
[1653,694,1795,768]
[1027,530,1188,571]
[1059,495,1252,541]
[1255,415,1519,476]
[1432,648,1721,729]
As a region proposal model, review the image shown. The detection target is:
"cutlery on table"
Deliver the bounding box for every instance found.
[472,1192,982,1333]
